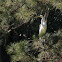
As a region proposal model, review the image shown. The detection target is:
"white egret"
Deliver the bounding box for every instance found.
[37,15,47,40]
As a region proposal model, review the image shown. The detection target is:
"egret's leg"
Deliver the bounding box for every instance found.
[39,37,41,41]
[42,36,45,45]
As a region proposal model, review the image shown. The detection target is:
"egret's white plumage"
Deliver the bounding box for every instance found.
[38,15,47,40]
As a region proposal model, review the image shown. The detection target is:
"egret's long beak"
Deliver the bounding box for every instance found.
[34,16,41,18]
[37,16,40,17]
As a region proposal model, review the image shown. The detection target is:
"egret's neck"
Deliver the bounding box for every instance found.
[41,18,47,26]
[41,18,43,24]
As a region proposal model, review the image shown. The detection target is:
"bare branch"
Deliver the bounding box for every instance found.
[10,0,26,14]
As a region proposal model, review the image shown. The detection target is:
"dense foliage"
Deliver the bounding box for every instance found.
[0,0,62,62]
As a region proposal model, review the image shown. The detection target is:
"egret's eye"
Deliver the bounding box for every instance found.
[40,15,43,17]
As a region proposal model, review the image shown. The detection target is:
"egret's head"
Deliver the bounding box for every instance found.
[37,15,43,18]
[37,15,46,22]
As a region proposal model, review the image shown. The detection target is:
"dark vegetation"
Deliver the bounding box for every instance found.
[0,0,62,62]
